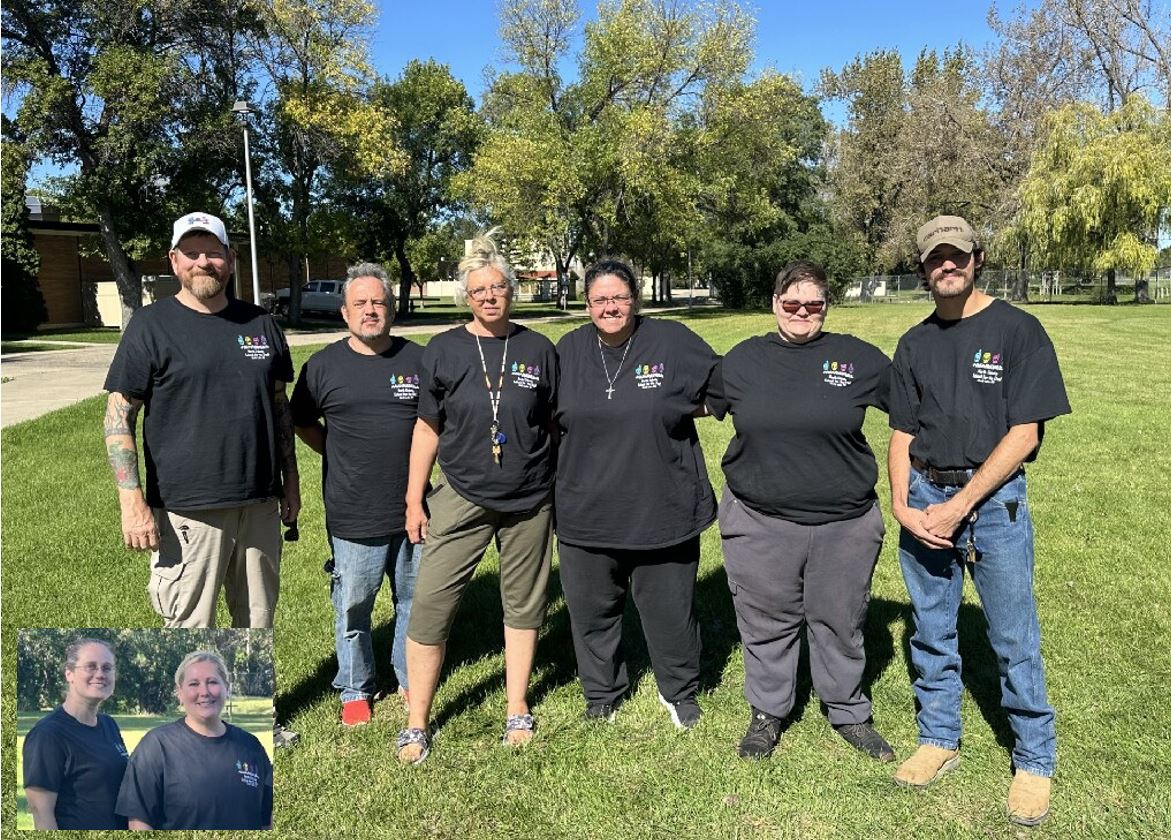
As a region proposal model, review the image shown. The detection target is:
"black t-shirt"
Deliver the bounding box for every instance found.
[104,297,295,509]
[116,719,273,830]
[889,299,1071,467]
[418,325,557,512]
[554,317,718,549]
[290,337,424,538]
[708,331,891,524]
[22,706,130,830]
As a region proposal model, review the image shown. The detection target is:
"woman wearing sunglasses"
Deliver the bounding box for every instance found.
[707,260,894,761]
[554,258,718,729]
[23,638,130,830]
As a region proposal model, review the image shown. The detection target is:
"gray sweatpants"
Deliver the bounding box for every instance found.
[719,488,884,724]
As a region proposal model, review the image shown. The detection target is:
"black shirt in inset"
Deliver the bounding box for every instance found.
[103,297,294,510]
[417,325,557,513]
[708,331,891,524]
[22,706,130,830]
[889,299,1071,468]
[555,317,718,549]
[291,337,424,538]
[116,719,272,830]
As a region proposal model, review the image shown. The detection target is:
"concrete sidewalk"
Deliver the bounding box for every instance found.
[0,313,591,429]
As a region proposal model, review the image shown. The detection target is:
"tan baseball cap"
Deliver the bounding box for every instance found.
[171,212,230,248]
[916,215,977,262]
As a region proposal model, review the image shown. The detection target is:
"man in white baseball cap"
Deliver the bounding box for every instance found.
[102,211,300,628]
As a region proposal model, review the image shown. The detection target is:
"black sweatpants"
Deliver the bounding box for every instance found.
[558,535,702,706]
[719,488,884,725]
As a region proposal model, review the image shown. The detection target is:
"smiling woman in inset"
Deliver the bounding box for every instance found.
[707,261,895,761]
[554,258,718,729]
[23,638,129,830]
[116,650,272,830]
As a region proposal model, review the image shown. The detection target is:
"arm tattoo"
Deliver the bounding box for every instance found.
[104,393,143,490]
[273,387,298,479]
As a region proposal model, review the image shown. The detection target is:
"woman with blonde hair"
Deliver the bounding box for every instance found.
[397,230,557,763]
[117,650,273,830]
[23,637,129,830]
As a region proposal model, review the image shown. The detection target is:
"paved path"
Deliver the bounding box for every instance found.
[0,313,592,429]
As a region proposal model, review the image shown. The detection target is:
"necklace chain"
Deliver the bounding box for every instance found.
[598,331,633,399]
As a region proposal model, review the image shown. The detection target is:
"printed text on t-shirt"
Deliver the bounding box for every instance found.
[237,335,272,360]
[822,359,855,387]
[510,361,542,390]
[634,362,665,389]
[971,348,1004,384]
[236,759,260,787]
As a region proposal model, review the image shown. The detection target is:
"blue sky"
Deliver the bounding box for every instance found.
[372,0,1006,110]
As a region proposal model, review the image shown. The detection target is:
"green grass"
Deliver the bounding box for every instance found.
[0,327,123,344]
[12,699,274,831]
[3,304,1170,838]
[1,342,74,354]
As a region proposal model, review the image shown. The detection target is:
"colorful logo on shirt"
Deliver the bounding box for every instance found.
[822,359,855,388]
[236,334,272,360]
[509,360,541,390]
[235,759,260,788]
[971,347,1004,384]
[634,362,665,390]
[390,372,420,400]
[115,743,130,758]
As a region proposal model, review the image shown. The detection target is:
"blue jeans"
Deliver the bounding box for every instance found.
[329,532,419,702]
[898,469,1056,777]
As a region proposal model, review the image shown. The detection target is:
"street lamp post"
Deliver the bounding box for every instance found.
[232,100,261,307]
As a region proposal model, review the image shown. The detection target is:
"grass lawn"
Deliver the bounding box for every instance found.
[12,697,273,830]
[2,304,1169,838]
[0,327,123,344]
[0,342,68,354]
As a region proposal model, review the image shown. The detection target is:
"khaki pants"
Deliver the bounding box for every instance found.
[407,483,553,645]
[149,500,281,628]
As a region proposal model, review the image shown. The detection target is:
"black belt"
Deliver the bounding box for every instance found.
[911,457,973,487]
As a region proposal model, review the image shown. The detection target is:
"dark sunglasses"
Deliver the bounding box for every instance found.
[776,297,826,314]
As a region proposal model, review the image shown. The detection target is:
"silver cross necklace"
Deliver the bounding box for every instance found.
[598,331,633,399]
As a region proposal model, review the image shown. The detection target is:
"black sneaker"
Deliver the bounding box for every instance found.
[737,708,783,759]
[658,693,702,730]
[833,721,895,762]
[584,702,617,723]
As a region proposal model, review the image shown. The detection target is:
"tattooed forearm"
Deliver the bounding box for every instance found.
[104,392,144,490]
[273,385,298,479]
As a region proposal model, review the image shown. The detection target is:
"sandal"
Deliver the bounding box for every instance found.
[396,727,431,765]
[502,713,535,746]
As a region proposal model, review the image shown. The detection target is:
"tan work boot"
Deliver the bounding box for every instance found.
[893,744,960,787]
[1007,770,1052,826]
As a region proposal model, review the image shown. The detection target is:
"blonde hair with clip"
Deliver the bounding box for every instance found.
[455,228,517,304]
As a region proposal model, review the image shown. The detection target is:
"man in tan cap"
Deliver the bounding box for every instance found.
[886,214,1070,825]
[103,212,299,628]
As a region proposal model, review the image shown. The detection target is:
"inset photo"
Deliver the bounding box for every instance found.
[16,628,274,831]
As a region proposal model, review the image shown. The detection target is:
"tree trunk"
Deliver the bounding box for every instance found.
[1106,268,1118,304]
[1135,276,1151,303]
[393,238,415,317]
[554,253,570,309]
[1010,241,1030,302]
[96,207,142,330]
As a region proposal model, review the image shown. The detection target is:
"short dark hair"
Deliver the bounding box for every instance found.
[774,261,830,298]
[584,258,641,301]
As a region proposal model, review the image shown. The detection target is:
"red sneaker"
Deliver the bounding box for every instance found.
[341,699,372,727]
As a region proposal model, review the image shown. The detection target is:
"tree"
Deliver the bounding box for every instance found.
[462,0,753,293]
[1016,96,1171,303]
[338,60,482,315]
[253,0,404,323]
[1,131,48,332]
[2,0,256,327]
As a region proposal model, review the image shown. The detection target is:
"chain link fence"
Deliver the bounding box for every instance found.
[843,268,1171,303]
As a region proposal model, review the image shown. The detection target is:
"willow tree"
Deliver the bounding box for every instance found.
[1016,95,1171,303]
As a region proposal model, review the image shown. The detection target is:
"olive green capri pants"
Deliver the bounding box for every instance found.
[407,482,553,645]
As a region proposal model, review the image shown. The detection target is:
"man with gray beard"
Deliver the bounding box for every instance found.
[103,212,299,628]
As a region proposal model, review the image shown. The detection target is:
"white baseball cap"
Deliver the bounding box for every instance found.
[171,212,230,248]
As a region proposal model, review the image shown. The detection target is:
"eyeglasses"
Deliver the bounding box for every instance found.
[467,283,510,300]
[588,293,634,308]
[776,297,826,314]
[71,663,116,675]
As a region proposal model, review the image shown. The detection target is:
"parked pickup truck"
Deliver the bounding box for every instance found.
[272,279,344,318]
